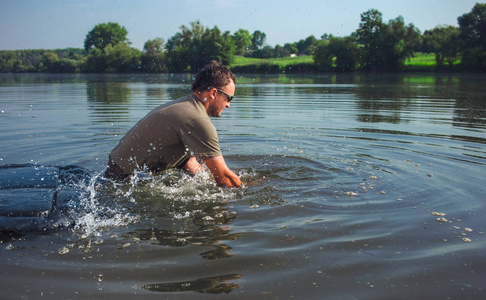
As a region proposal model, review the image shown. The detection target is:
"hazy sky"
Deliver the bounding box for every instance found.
[0,0,482,50]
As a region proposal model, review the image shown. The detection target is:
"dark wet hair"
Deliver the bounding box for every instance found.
[192,61,236,92]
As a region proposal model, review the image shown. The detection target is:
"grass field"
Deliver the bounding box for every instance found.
[231,53,449,71]
[405,52,436,67]
[231,55,313,67]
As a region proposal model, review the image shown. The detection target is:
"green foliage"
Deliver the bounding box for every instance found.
[85,42,141,73]
[231,62,315,74]
[313,37,358,72]
[0,51,19,72]
[0,49,85,73]
[284,43,298,55]
[296,35,318,55]
[251,31,266,50]
[357,9,385,70]
[232,29,253,55]
[384,16,422,70]
[165,21,235,72]
[232,55,313,67]
[231,55,315,73]
[247,45,276,59]
[84,22,129,51]
[423,25,461,68]
[3,3,486,74]
[104,43,141,73]
[83,22,141,73]
[356,10,421,71]
[142,38,167,73]
[40,51,78,73]
[458,3,486,71]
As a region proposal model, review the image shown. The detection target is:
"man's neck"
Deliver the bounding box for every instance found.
[193,91,210,112]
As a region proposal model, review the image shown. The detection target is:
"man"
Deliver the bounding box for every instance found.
[105,61,242,188]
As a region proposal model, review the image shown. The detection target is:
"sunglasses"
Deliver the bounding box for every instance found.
[212,87,234,102]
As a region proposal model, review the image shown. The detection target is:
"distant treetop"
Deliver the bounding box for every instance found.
[84,22,129,51]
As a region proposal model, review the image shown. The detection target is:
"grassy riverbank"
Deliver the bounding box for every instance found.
[232,55,313,68]
[231,53,458,72]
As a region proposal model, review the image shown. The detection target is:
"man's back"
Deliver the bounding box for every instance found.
[109,94,221,175]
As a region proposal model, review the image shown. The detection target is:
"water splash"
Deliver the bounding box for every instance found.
[52,170,139,238]
[53,166,254,237]
[109,168,255,222]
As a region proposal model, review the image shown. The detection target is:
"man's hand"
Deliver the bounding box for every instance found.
[203,156,242,188]
[182,157,203,175]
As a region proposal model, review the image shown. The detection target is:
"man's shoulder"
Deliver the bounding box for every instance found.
[148,94,207,124]
[155,94,191,109]
[157,94,198,110]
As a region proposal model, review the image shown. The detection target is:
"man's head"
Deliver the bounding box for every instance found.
[192,61,236,117]
[192,61,236,92]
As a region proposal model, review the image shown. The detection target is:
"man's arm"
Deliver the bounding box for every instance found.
[203,156,242,188]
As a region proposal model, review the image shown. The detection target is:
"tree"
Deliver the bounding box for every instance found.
[458,3,486,48]
[188,26,234,70]
[313,40,332,71]
[40,51,59,72]
[142,38,167,72]
[357,9,386,70]
[274,44,292,58]
[321,33,331,40]
[0,51,17,72]
[84,22,129,51]
[296,35,318,55]
[84,42,141,73]
[423,25,461,68]
[249,45,275,59]
[383,16,422,70]
[83,22,143,73]
[103,42,141,72]
[37,51,78,73]
[284,43,298,55]
[232,29,253,55]
[165,21,235,72]
[458,3,486,71]
[251,30,266,50]
[313,37,358,72]
[357,9,421,71]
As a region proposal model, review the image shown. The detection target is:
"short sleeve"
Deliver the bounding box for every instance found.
[179,117,222,158]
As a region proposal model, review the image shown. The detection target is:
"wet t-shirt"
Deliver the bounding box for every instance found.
[109,94,222,174]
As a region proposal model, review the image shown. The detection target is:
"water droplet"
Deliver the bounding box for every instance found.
[58,247,70,255]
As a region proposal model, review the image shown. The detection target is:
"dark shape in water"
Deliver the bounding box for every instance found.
[142,274,242,294]
[0,164,92,233]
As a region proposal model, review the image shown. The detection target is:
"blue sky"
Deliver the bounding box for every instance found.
[0,0,482,50]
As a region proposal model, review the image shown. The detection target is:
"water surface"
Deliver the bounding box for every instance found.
[1,73,485,299]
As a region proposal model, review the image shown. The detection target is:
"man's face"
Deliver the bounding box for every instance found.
[207,80,235,117]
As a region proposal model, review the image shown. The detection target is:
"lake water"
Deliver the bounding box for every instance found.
[1,73,485,299]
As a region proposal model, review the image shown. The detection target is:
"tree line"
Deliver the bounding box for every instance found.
[1,3,485,73]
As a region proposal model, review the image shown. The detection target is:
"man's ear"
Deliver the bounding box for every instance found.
[209,87,217,100]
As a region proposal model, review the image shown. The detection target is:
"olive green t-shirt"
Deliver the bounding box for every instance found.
[109,94,222,174]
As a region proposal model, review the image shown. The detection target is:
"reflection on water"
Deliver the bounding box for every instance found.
[143,274,242,294]
[126,224,241,260]
[0,73,485,299]
[87,81,132,103]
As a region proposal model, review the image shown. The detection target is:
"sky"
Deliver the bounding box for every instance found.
[0,0,482,51]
